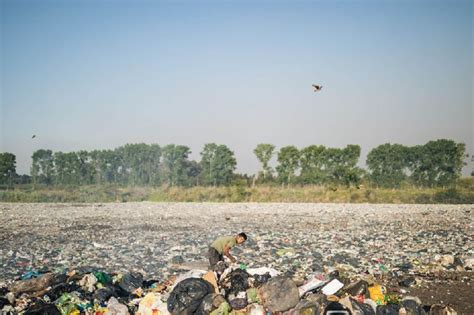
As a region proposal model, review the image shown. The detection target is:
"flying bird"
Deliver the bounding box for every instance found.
[312,84,323,92]
[32,135,36,139]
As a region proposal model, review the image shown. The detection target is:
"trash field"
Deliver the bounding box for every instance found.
[0,202,473,314]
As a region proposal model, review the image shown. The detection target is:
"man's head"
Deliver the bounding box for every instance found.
[236,232,247,244]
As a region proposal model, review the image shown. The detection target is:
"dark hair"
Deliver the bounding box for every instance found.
[238,232,247,240]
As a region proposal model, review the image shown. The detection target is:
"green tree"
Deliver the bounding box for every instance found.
[367,143,408,188]
[53,151,81,185]
[145,144,162,186]
[200,143,237,186]
[31,149,54,185]
[0,152,16,187]
[76,150,96,185]
[276,146,300,187]
[89,149,122,185]
[114,143,162,186]
[299,145,326,185]
[322,145,362,187]
[253,144,275,180]
[162,144,192,186]
[185,160,202,186]
[53,151,66,185]
[407,139,466,187]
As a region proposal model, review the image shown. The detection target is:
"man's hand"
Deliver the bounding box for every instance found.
[224,245,237,264]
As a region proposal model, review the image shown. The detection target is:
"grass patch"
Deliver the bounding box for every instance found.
[1,178,473,204]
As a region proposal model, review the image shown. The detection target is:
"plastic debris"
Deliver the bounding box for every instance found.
[105,297,129,315]
[0,203,469,314]
[167,278,214,314]
[246,267,279,278]
[321,279,344,296]
[248,304,265,315]
[276,247,296,257]
[137,292,169,315]
[8,272,56,294]
[79,273,98,292]
[299,278,326,297]
[20,270,43,280]
[198,293,227,314]
[118,272,143,294]
[368,285,386,305]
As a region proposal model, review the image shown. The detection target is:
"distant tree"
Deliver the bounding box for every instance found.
[114,143,162,186]
[339,144,363,187]
[0,152,16,187]
[116,144,142,185]
[90,150,119,185]
[471,155,474,177]
[200,143,237,186]
[52,151,65,185]
[185,160,202,186]
[253,144,275,180]
[200,143,218,186]
[31,149,54,185]
[53,151,81,185]
[322,145,362,187]
[15,174,31,185]
[147,144,163,186]
[276,146,300,187]
[162,144,191,186]
[76,150,96,185]
[367,143,408,188]
[232,173,252,186]
[407,139,466,187]
[299,145,326,185]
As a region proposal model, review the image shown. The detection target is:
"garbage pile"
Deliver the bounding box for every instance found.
[0,260,463,315]
[1,203,472,313]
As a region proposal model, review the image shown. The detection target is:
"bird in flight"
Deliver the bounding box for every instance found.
[312,84,323,92]
[32,135,36,139]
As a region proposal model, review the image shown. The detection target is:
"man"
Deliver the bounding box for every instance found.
[208,232,247,271]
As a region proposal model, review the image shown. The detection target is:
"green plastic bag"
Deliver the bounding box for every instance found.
[93,271,112,285]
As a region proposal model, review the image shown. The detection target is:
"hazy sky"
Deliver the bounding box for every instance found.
[1,0,472,176]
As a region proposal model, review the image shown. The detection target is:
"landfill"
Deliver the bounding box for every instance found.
[0,202,473,314]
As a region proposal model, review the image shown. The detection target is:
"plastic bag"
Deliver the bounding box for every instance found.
[167,278,214,314]
[118,272,143,294]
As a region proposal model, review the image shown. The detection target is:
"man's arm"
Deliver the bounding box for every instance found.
[223,244,236,263]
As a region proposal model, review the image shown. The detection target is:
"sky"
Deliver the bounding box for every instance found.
[1,0,472,176]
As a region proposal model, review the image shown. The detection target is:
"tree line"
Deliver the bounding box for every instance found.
[0,139,467,189]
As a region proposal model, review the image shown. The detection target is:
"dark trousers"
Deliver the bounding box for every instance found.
[208,246,223,269]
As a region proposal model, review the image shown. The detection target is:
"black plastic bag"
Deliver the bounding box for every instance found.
[375,304,400,315]
[167,278,214,315]
[229,298,248,310]
[345,280,369,297]
[143,279,160,288]
[225,269,249,296]
[46,282,82,301]
[350,298,375,315]
[0,297,10,309]
[400,299,427,315]
[93,286,118,303]
[118,272,143,293]
[24,300,61,315]
[324,301,350,315]
[253,272,271,288]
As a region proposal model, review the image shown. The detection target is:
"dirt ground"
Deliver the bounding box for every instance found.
[407,272,473,314]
